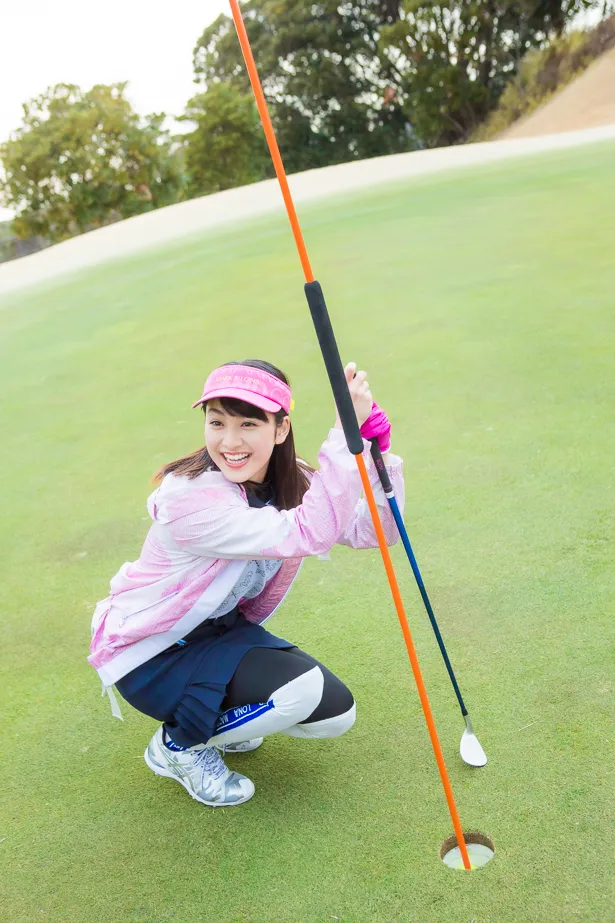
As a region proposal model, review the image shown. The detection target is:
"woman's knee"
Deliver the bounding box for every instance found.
[304,672,354,724]
[281,700,356,740]
[210,666,325,746]
[221,646,355,744]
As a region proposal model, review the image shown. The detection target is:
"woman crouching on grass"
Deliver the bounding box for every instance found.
[89,359,404,807]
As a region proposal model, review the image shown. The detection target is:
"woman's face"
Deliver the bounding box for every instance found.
[205,399,290,484]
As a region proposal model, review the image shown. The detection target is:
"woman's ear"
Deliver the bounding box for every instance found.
[274,416,291,445]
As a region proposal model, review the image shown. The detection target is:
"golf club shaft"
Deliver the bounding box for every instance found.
[229,0,471,871]
[370,439,469,717]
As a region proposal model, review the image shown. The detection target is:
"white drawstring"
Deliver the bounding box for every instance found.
[101,681,124,721]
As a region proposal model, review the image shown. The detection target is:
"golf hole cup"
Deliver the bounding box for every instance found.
[440,832,495,871]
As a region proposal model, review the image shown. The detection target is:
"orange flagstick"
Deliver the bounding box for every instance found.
[228,0,472,871]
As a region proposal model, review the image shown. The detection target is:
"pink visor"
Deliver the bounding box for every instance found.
[192,365,293,414]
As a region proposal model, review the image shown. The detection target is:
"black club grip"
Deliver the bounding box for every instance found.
[304,280,364,455]
[369,438,393,494]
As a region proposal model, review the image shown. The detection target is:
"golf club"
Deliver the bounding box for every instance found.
[369,438,487,767]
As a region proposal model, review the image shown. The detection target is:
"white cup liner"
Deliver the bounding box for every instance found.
[440,831,495,870]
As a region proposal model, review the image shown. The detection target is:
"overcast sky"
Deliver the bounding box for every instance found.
[0,0,229,219]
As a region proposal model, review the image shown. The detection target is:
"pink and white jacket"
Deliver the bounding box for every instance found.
[89,428,404,688]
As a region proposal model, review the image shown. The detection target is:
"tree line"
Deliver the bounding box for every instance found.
[0,0,600,245]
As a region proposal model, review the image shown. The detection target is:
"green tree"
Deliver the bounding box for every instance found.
[194,0,599,156]
[193,1,414,174]
[180,84,270,196]
[0,83,184,243]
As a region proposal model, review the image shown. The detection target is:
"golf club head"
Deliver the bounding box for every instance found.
[460,718,487,767]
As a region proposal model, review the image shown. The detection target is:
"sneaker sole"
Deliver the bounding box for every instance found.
[143,748,255,807]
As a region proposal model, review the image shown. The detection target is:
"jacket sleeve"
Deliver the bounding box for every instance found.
[164,429,371,560]
[336,454,405,549]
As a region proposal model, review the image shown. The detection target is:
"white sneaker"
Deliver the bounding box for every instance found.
[144,727,255,807]
[216,738,264,754]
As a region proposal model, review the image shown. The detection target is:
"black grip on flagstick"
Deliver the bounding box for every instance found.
[304,280,364,456]
[370,438,393,494]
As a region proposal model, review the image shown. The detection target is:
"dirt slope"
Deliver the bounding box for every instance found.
[502,46,615,139]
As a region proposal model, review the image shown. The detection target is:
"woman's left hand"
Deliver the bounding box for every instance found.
[360,402,392,454]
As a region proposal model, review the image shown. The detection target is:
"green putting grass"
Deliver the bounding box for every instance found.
[1,142,614,922]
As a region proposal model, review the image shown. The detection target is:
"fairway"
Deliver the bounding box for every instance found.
[1,141,614,922]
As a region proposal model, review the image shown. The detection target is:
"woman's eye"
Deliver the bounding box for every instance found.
[209,420,222,427]
[241,421,256,427]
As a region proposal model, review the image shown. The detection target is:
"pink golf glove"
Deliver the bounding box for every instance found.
[360,401,392,454]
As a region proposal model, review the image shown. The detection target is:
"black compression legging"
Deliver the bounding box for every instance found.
[223,647,354,723]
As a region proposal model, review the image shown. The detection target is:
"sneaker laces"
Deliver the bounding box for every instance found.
[194,746,227,781]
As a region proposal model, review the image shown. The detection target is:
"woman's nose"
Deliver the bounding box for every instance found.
[221,429,244,450]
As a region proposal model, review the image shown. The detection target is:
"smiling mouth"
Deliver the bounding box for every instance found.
[221,452,251,469]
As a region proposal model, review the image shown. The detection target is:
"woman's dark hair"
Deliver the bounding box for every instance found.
[153,360,313,510]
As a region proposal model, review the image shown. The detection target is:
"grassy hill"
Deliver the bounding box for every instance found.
[1,141,614,922]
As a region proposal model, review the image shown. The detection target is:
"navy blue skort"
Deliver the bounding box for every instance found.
[115,607,293,747]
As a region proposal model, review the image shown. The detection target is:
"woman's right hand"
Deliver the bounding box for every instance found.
[334,362,373,430]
